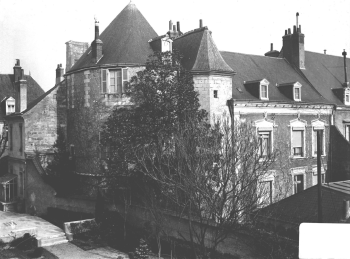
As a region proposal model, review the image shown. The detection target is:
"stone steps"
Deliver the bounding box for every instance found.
[38,233,68,247]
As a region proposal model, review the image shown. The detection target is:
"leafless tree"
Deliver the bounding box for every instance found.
[134,115,280,258]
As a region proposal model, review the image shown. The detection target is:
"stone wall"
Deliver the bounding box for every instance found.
[24,81,67,154]
[193,74,232,121]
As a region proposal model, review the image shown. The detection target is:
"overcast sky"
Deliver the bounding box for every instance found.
[0,0,349,91]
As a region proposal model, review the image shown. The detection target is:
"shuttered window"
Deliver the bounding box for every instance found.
[292,130,303,157]
[101,69,107,93]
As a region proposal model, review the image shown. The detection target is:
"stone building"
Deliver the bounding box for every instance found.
[0,59,45,211]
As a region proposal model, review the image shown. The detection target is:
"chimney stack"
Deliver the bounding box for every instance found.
[281,13,305,69]
[13,59,22,83]
[92,18,103,63]
[177,21,181,33]
[199,19,203,28]
[56,64,65,84]
[343,200,350,220]
[343,50,349,87]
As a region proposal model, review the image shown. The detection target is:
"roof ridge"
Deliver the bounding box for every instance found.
[306,50,350,59]
[173,26,207,41]
[220,50,284,59]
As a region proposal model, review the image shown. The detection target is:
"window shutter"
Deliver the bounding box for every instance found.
[101,69,107,93]
[293,130,303,147]
[122,68,129,93]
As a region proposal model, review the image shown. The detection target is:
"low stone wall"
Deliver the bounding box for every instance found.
[0,227,37,243]
[63,218,96,241]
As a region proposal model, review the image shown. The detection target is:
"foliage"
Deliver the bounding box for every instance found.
[134,115,280,258]
[0,124,8,158]
[134,238,151,259]
[44,127,75,195]
[100,51,207,180]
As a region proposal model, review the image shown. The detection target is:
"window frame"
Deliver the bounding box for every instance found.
[258,131,271,158]
[260,84,269,100]
[344,123,350,141]
[258,171,275,207]
[344,88,350,105]
[312,165,326,185]
[101,68,129,95]
[290,119,306,158]
[293,86,301,101]
[291,167,306,194]
[254,118,275,160]
[312,120,326,157]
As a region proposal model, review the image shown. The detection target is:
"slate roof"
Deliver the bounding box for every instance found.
[173,27,234,74]
[301,51,350,105]
[69,2,158,72]
[256,181,350,225]
[221,51,330,104]
[0,74,45,120]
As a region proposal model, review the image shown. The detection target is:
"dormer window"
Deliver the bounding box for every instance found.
[278,81,302,102]
[5,97,15,115]
[261,85,268,99]
[344,88,350,105]
[244,78,270,101]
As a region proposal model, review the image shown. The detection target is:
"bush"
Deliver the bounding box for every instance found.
[10,233,37,251]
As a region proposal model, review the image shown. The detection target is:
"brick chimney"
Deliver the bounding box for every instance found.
[14,69,27,112]
[92,19,103,63]
[281,13,305,69]
[13,59,22,83]
[56,64,65,85]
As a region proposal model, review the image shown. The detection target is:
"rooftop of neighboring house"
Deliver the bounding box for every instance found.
[69,2,158,73]
[221,51,330,104]
[255,180,350,225]
[0,67,45,121]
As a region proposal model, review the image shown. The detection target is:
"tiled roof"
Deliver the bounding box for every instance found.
[0,74,45,120]
[173,27,234,74]
[221,51,330,104]
[256,180,350,225]
[301,51,350,105]
[69,2,158,72]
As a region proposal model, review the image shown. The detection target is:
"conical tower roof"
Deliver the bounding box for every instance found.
[173,27,234,74]
[69,2,158,72]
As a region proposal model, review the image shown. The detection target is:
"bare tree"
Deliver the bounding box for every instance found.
[0,124,8,158]
[134,115,280,258]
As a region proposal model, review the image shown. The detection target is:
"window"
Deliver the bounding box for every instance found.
[344,89,350,105]
[292,130,304,157]
[294,87,301,101]
[6,97,15,114]
[260,85,268,99]
[313,129,324,156]
[213,90,218,98]
[293,174,304,194]
[346,94,350,104]
[259,180,273,206]
[101,68,128,94]
[312,165,326,185]
[345,124,350,141]
[259,131,271,158]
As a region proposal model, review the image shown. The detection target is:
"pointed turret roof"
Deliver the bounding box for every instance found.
[69,2,158,72]
[173,27,234,74]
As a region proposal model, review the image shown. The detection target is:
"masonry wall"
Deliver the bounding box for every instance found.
[65,41,89,72]
[24,81,67,155]
[66,66,144,195]
[193,74,232,121]
[237,110,332,199]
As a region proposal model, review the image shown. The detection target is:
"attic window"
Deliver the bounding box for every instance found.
[294,86,301,101]
[344,88,350,105]
[260,85,268,100]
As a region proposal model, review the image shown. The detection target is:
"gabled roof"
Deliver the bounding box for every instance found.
[173,27,234,74]
[0,74,45,120]
[69,2,158,72]
[301,51,350,105]
[221,51,329,104]
[256,180,350,225]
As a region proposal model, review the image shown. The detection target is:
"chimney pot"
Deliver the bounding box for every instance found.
[293,25,297,34]
[56,62,65,84]
[324,50,327,54]
[270,43,273,51]
[16,59,20,66]
[173,25,176,31]
[199,19,203,28]
[342,49,348,86]
[288,28,291,34]
[285,29,287,35]
[169,20,173,31]
[177,21,180,32]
